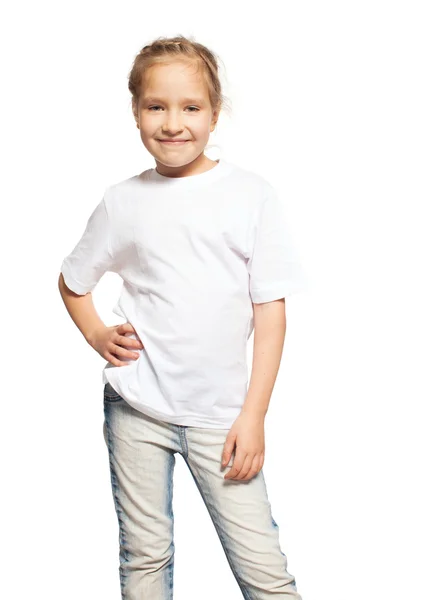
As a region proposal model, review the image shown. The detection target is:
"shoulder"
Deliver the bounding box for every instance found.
[104,171,147,199]
[226,161,272,190]
[100,171,153,221]
[222,162,277,214]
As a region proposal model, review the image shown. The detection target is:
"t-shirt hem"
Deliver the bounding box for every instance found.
[137,408,236,429]
[250,282,306,303]
[103,367,236,429]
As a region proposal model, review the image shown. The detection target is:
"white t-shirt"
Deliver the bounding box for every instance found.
[60,158,307,428]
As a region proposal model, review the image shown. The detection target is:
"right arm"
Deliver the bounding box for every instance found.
[58,272,106,346]
[58,194,143,364]
[58,272,143,364]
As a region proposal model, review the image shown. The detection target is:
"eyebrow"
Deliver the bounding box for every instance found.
[141,96,206,105]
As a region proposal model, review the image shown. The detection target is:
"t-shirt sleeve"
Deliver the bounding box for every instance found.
[247,184,307,304]
[60,194,115,295]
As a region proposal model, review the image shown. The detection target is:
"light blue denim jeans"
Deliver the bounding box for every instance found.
[103,382,302,599]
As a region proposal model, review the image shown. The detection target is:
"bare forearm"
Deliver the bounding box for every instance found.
[58,273,105,344]
[241,299,287,418]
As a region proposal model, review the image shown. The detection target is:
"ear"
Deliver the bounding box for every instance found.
[210,109,220,132]
[132,98,140,129]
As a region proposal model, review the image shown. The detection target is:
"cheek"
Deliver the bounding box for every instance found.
[139,118,156,135]
[139,130,151,146]
[192,117,214,138]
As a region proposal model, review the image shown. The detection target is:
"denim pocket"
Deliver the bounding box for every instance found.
[103,382,123,403]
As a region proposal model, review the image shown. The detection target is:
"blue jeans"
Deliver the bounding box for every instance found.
[103,382,302,599]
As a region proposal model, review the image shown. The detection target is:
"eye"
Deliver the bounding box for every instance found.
[146,106,200,112]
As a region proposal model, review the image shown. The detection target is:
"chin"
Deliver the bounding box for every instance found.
[156,157,191,168]
[156,153,203,168]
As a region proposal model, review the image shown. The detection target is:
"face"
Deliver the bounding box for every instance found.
[132,61,219,177]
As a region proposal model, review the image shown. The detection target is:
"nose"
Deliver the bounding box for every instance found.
[162,110,184,134]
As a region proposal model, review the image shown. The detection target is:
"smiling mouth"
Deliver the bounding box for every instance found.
[158,140,190,144]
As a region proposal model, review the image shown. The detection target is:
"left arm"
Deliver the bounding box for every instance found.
[222,298,287,480]
[241,298,286,418]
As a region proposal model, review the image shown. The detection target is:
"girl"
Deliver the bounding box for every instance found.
[59,35,305,599]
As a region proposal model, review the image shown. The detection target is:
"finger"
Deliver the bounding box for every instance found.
[221,452,231,469]
[222,436,236,467]
[118,322,140,342]
[259,454,265,471]
[124,323,142,346]
[117,323,128,335]
[104,351,134,367]
[109,341,140,360]
[233,454,254,480]
[243,455,262,481]
[224,450,247,480]
[116,333,143,349]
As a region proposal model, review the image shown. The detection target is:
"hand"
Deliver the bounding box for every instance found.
[222,410,265,481]
[88,322,144,367]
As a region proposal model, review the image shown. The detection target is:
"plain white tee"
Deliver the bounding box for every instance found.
[60,158,307,428]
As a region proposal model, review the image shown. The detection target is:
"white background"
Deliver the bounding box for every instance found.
[1,1,439,599]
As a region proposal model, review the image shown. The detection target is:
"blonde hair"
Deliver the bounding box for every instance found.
[128,35,232,124]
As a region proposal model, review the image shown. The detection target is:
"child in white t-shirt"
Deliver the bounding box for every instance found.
[59,35,305,599]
